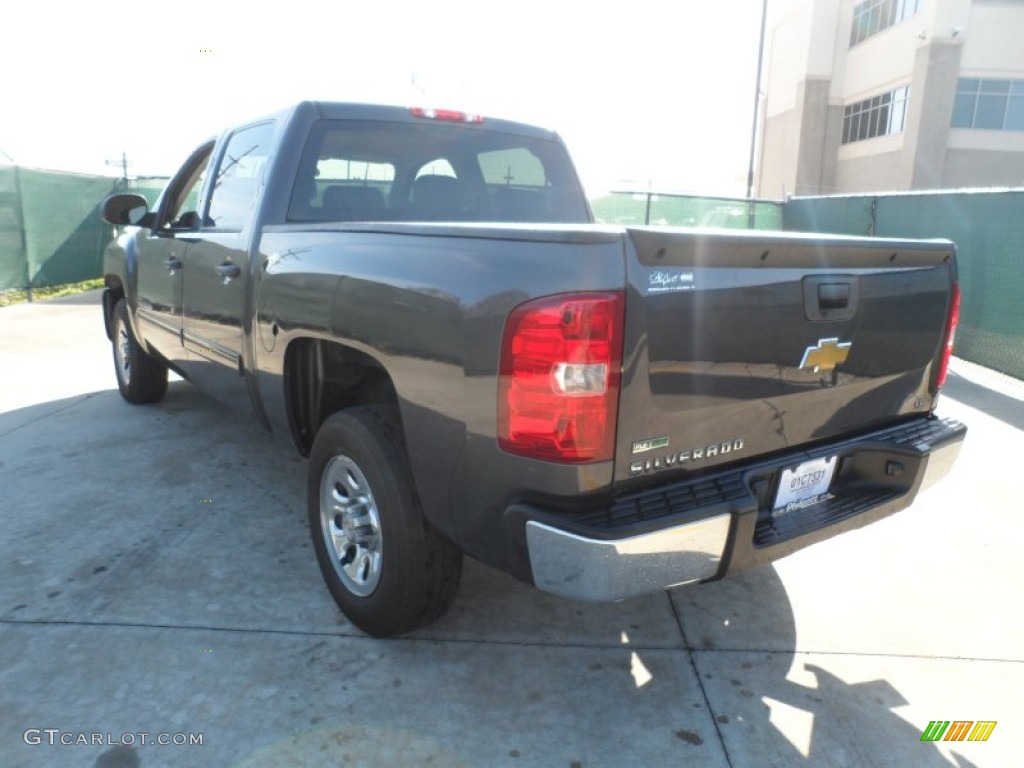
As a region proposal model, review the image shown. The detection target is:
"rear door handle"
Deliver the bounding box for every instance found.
[164,256,182,274]
[215,262,242,284]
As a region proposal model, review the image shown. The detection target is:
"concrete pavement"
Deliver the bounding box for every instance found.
[1,291,1021,767]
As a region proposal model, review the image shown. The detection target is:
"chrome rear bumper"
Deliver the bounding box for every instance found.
[525,515,731,602]
[523,416,966,602]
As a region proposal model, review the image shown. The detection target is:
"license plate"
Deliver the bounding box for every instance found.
[774,455,837,511]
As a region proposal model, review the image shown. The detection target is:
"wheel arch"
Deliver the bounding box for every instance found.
[102,276,125,341]
[284,337,401,457]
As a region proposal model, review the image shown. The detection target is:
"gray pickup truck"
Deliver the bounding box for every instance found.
[100,101,965,637]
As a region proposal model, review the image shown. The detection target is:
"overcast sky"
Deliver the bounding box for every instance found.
[0,0,765,195]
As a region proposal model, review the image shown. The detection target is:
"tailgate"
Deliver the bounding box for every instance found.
[615,227,956,486]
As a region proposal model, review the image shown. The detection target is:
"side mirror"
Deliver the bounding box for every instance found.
[100,193,150,226]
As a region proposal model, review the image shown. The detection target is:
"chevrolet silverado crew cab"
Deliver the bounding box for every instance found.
[99,102,966,637]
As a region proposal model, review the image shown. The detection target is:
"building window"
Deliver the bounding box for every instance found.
[850,0,923,47]
[952,78,1024,131]
[842,87,910,145]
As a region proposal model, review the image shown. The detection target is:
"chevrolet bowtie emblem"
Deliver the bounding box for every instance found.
[799,338,852,373]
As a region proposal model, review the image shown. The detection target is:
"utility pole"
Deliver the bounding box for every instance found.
[411,72,426,96]
[105,151,131,188]
[746,0,769,226]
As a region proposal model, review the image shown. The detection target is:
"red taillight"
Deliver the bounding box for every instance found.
[498,292,625,463]
[409,106,484,123]
[936,282,961,389]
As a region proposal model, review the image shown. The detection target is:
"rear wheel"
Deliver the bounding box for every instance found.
[111,298,168,404]
[308,406,462,637]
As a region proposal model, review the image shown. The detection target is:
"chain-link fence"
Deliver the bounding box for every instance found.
[591,191,783,230]
[785,191,1024,381]
[0,167,167,295]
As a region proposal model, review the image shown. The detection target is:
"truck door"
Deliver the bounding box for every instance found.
[134,142,213,364]
[180,121,275,409]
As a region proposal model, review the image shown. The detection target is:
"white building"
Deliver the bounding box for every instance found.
[757,0,1024,197]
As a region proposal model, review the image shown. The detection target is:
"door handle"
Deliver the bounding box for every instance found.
[164,256,182,274]
[803,275,858,322]
[817,283,850,310]
[215,262,242,284]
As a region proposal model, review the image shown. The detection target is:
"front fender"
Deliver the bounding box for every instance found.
[102,228,143,341]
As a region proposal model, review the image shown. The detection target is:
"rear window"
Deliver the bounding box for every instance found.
[478,148,546,186]
[288,119,589,223]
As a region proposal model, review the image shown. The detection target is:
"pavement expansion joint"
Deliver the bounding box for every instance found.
[0,391,102,438]
[668,593,735,768]
[688,646,1024,664]
[5,616,1022,663]
[0,616,689,653]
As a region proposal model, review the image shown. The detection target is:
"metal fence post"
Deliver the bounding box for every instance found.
[13,165,31,302]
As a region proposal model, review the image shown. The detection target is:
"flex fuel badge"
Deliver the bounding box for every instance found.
[646,269,695,294]
[632,436,670,454]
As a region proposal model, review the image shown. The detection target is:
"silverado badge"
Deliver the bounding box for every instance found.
[799,338,852,373]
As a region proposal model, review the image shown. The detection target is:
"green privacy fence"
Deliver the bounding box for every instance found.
[785,191,1024,380]
[591,191,783,230]
[2,170,1021,381]
[0,166,167,294]
[2,181,781,294]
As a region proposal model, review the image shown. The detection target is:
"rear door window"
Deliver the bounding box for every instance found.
[206,122,275,231]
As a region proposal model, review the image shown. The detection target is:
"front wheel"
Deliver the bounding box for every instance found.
[111,298,168,404]
[308,407,463,637]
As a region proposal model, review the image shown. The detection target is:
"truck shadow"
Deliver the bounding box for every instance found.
[670,568,979,767]
[423,557,978,766]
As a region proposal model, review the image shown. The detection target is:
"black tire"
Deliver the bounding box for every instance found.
[111,298,168,404]
[308,406,462,637]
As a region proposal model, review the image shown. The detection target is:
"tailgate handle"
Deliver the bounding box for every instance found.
[818,283,850,309]
[803,275,858,322]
